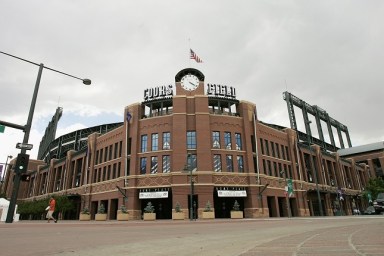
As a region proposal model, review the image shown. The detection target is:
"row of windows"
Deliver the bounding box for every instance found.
[139,154,244,174]
[262,159,293,179]
[95,141,123,165]
[260,138,290,161]
[93,162,122,183]
[141,131,243,153]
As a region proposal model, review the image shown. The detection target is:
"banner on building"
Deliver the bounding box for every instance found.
[139,191,168,199]
[217,190,247,197]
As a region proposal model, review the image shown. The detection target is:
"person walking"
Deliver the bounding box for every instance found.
[46,197,57,223]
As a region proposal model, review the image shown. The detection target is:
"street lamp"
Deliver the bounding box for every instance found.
[306,121,324,216]
[0,51,91,223]
[184,153,195,221]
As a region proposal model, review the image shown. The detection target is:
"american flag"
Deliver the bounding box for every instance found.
[190,49,203,63]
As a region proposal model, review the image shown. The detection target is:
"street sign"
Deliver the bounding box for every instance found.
[0,125,4,133]
[16,143,33,150]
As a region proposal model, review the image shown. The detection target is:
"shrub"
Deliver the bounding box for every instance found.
[97,203,105,214]
[204,201,213,212]
[144,202,155,213]
[120,205,128,213]
[233,200,240,211]
[81,207,90,215]
[175,202,182,212]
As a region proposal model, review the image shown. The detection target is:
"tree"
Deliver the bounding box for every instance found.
[364,177,384,200]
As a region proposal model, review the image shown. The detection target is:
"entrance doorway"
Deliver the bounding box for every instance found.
[213,193,244,218]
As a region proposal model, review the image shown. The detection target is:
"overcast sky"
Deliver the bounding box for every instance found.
[1,1,383,172]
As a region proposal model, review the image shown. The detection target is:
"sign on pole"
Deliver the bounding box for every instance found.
[0,125,5,133]
[287,178,294,197]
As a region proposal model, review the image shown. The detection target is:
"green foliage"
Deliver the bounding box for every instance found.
[17,195,76,219]
[144,202,155,213]
[363,177,384,200]
[120,205,128,213]
[81,207,90,215]
[232,200,240,211]
[204,200,213,212]
[175,202,182,212]
[98,203,106,214]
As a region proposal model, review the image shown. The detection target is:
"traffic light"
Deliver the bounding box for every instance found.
[21,174,31,182]
[15,153,29,174]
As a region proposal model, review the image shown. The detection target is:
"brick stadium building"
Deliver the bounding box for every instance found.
[2,68,374,220]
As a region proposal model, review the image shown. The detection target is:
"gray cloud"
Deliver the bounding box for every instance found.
[1,0,383,163]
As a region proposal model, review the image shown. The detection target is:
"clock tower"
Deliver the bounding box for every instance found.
[175,68,205,96]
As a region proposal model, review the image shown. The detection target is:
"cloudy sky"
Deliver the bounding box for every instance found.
[1,0,383,172]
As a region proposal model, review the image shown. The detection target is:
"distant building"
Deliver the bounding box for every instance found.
[338,142,384,179]
[2,68,373,220]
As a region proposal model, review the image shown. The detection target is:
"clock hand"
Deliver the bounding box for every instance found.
[189,81,197,86]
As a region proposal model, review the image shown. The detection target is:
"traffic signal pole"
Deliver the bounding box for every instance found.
[5,64,43,223]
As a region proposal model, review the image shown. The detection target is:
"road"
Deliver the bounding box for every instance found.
[0,216,383,256]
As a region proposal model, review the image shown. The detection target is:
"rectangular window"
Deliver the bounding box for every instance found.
[285,146,290,161]
[150,156,158,174]
[213,154,222,172]
[273,162,277,177]
[224,132,232,149]
[140,157,147,174]
[163,132,171,150]
[267,160,272,176]
[226,155,233,172]
[151,133,159,151]
[187,154,197,171]
[235,133,242,150]
[281,145,285,160]
[100,149,103,163]
[265,140,270,155]
[141,135,148,152]
[212,131,221,149]
[187,131,197,149]
[162,155,171,173]
[260,139,264,155]
[114,143,118,159]
[95,150,99,164]
[237,155,244,173]
[104,147,108,162]
[119,141,123,157]
[275,143,280,159]
[270,142,275,157]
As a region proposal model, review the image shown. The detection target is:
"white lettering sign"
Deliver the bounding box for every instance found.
[217,190,247,197]
[144,85,173,101]
[139,191,169,199]
[207,84,236,98]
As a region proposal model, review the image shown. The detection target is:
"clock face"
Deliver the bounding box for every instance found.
[180,74,199,91]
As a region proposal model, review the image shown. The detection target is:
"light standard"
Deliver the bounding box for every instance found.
[306,121,324,216]
[183,153,194,221]
[0,155,13,194]
[0,51,91,223]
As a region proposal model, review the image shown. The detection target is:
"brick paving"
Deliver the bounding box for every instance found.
[0,216,383,256]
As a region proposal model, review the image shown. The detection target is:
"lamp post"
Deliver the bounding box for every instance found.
[306,121,324,216]
[0,155,12,194]
[184,153,194,221]
[0,51,91,223]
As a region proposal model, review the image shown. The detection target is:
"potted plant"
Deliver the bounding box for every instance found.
[117,205,129,221]
[95,203,107,221]
[143,202,156,221]
[230,200,243,219]
[201,200,215,219]
[172,202,185,220]
[79,207,91,221]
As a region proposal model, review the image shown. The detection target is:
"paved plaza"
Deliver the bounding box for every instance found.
[0,216,383,256]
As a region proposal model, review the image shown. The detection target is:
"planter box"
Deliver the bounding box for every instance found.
[79,213,91,221]
[201,211,215,219]
[117,212,129,221]
[230,211,243,219]
[172,212,185,220]
[95,213,107,221]
[143,213,156,221]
